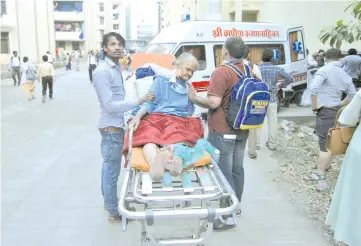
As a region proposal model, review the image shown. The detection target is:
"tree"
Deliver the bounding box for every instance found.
[319,0,361,48]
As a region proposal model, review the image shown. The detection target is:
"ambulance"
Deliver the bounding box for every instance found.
[143,21,308,116]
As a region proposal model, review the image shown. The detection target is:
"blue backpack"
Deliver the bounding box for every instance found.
[224,63,271,130]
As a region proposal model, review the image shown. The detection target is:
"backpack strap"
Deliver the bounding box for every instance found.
[223,63,245,78]
[244,63,251,77]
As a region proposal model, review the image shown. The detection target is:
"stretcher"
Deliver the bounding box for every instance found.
[118,127,239,246]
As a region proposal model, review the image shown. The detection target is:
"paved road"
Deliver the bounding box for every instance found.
[1,64,331,246]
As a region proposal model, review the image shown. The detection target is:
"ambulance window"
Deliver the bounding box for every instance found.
[213,45,223,67]
[289,30,305,62]
[248,44,286,65]
[174,45,206,71]
[213,44,286,66]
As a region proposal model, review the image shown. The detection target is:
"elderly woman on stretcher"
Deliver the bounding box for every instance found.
[123,53,216,183]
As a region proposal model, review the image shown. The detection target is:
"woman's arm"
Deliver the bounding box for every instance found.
[140,77,162,115]
[339,90,361,126]
[128,77,162,130]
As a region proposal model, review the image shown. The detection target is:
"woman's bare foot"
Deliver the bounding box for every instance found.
[150,147,172,182]
[164,146,183,177]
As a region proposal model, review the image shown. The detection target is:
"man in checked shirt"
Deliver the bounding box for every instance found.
[248,48,294,158]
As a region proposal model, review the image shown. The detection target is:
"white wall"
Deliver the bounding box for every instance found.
[257,1,361,53]
[0,0,56,64]
[35,0,56,60]
[16,0,38,62]
[0,0,18,66]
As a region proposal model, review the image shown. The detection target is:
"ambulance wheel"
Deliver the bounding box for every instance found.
[294,92,303,106]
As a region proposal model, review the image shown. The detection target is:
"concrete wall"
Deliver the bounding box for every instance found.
[161,0,361,53]
[0,0,55,66]
[0,0,18,68]
[223,0,361,53]
[257,1,361,52]
[16,0,38,62]
[1,0,129,69]
[35,0,56,61]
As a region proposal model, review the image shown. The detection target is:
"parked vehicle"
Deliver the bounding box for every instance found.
[142,20,308,116]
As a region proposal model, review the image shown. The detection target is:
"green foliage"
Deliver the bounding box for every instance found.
[319,0,361,48]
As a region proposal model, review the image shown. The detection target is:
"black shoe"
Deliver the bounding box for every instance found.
[108,214,122,223]
[213,218,236,231]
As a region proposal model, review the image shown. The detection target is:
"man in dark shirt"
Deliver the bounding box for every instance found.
[189,37,251,231]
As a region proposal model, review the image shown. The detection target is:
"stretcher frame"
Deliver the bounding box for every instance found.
[118,127,239,246]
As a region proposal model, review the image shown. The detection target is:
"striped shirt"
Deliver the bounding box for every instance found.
[259,63,295,103]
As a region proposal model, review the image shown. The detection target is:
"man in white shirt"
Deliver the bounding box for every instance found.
[74,50,80,71]
[87,50,98,83]
[306,49,318,68]
[46,51,54,64]
[8,51,21,86]
[341,48,361,89]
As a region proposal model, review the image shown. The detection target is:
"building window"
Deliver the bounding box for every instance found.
[112,4,119,9]
[100,17,104,25]
[99,3,104,12]
[72,41,80,50]
[100,30,105,38]
[113,13,119,20]
[175,45,206,70]
[1,32,9,54]
[241,10,258,22]
[1,0,7,16]
[56,41,66,49]
[113,24,119,30]
[54,1,83,12]
[55,22,83,32]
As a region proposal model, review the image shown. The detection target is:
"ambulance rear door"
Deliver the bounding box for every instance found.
[287,26,307,82]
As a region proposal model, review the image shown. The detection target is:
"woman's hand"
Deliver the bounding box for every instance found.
[128,116,141,131]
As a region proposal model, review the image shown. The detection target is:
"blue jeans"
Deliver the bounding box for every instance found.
[208,131,248,203]
[99,129,125,216]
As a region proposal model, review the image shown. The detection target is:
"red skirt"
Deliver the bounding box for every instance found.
[123,113,204,155]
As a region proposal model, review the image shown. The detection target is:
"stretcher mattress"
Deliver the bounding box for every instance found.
[131,147,212,171]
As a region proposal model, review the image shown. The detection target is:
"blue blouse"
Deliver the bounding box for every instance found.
[142,76,194,117]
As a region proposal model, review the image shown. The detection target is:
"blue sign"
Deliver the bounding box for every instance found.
[273,48,280,61]
[292,40,303,53]
[181,13,190,22]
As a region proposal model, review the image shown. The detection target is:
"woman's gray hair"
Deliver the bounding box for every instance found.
[173,52,199,68]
